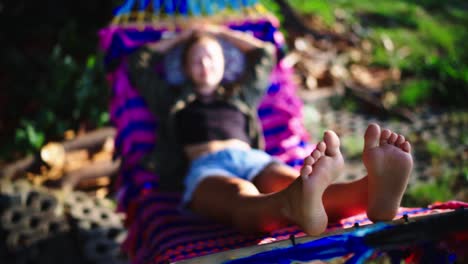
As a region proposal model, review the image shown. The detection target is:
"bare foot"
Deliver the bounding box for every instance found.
[363,123,413,222]
[282,131,344,235]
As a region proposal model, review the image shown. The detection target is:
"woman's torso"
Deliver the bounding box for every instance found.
[175,98,252,161]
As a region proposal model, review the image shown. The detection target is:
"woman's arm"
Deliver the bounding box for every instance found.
[199,24,268,52]
[146,29,194,53]
[198,24,277,105]
[127,30,194,116]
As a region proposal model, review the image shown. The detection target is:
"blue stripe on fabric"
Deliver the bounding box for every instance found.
[177,0,188,15]
[199,0,211,15]
[188,0,201,16]
[125,29,165,42]
[164,0,175,14]
[139,0,151,10]
[266,140,309,156]
[119,164,159,193]
[241,0,256,7]
[104,30,164,66]
[257,107,274,118]
[153,0,162,14]
[224,223,388,264]
[286,158,304,167]
[229,0,240,10]
[115,121,157,148]
[118,179,160,210]
[122,178,158,193]
[216,0,226,11]
[113,97,148,119]
[263,125,288,137]
[120,169,159,188]
[266,146,284,156]
[228,21,281,53]
[128,142,155,154]
[299,140,308,148]
[113,0,136,16]
[267,83,280,94]
[115,142,155,170]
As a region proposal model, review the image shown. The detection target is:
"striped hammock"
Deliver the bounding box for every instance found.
[99,1,467,263]
[110,0,269,26]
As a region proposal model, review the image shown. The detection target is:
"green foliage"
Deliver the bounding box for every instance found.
[398,79,431,107]
[0,0,115,160]
[9,47,109,157]
[425,140,444,159]
[418,56,468,108]
[15,121,45,151]
[329,95,359,112]
[341,135,364,159]
[405,169,458,207]
[425,139,456,160]
[464,167,468,182]
[261,0,335,25]
[280,0,468,109]
[462,132,468,146]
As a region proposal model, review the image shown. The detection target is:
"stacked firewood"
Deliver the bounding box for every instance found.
[1,127,120,197]
[0,128,127,264]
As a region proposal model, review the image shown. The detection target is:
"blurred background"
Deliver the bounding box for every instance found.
[0,0,467,262]
[1,0,466,205]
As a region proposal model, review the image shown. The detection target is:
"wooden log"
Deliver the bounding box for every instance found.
[0,155,42,180]
[0,127,116,179]
[61,159,121,189]
[61,127,116,153]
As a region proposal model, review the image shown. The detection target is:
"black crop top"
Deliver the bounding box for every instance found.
[175,99,250,146]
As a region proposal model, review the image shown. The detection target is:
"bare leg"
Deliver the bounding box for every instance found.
[190,131,348,235]
[253,163,299,193]
[281,131,346,234]
[254,137,368,222]
[254,163,369,222]
[363,123,413,221]
[189,125,412,236]
[190,176,291,233]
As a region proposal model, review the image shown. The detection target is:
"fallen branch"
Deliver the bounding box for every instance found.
[0,155,42,180]
[61,159,121,189]
[61,127,116,153]
[0,127,116,179]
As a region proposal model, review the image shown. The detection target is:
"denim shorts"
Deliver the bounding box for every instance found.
[182,148,278,205]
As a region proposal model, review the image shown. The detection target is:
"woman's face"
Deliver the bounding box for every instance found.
[186,38,225,96]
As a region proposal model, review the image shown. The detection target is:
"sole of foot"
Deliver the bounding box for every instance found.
[363,123,413,222]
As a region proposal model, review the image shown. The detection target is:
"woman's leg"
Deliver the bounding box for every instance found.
[189,124,413,235]
[189,176,291,234]
[253,124,412,223]
[253,136,368,222]
[253,163,299,194]
[189,131,345,235]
